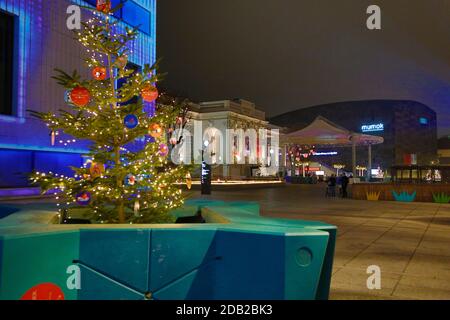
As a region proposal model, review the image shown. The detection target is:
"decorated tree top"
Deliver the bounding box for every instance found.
[287,145,316,166]
[30,0,191,224]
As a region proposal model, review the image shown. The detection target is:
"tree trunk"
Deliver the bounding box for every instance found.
[114,146,125,223]
[106,17,125,224]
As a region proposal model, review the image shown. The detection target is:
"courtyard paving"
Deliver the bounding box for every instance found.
[190,183,450,300]
[2,183,450,300]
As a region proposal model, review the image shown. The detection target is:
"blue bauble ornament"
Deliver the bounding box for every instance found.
[124,114,139,129]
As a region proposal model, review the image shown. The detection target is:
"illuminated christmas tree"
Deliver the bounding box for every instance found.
[29,1,191,224]
[287,145,315,168]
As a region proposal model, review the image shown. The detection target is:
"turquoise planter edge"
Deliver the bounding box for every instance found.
[0,200,337,300]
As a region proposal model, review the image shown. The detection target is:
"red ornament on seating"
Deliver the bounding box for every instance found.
[141,86,158,102]
[70,86,90,107]
[92,66,107,80]
[96,0,111,13]
[20,283,65,300]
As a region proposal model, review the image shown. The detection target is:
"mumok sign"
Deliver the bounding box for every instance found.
[361,123,384,132]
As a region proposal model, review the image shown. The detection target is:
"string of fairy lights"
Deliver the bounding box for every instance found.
[30,2,190,224]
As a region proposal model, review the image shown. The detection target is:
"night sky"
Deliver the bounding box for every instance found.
[157,0,450,136]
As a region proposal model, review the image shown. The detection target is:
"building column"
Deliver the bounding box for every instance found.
[367,144,372,181]
[222,165,229,179]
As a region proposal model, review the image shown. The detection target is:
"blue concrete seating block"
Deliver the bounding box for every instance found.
[0,200,337,300]
[79,229,151,293]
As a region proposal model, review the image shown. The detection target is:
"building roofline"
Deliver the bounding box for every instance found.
[270,99,437,121]
[189,99,266,121]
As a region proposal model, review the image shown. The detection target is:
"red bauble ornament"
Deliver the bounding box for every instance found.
[89,162,105,178]
[141,86,158,102]
[92,66,107,80]
[96,0,111,13]
[70,86,90,107]
[149,123,163,138]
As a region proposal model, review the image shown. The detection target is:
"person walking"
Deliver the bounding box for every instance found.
[341,174,350,198]
[337,174,343,197]
[326,174,337,197]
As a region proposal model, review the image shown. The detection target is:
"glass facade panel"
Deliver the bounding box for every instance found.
[0,11,14,116]
[84,0,151,35]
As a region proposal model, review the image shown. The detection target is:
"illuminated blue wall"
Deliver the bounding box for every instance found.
[0,0,156,187]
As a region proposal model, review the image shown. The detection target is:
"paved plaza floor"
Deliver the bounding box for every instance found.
[190,183,450,300]
[2,183,450,300]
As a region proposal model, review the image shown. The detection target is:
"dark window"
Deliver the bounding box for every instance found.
[84,0,151,35]
[117,61,142,105]
[0,11,15,116]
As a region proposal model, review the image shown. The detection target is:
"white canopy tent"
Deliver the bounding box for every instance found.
[281,116,384,177]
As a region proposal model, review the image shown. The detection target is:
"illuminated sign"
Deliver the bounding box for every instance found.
[313,151,338,156]
[419,117,429,125]
[371,168,385,178]
[361,123,384,132]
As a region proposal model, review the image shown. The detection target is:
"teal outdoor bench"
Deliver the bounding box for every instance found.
[0,200,336,300]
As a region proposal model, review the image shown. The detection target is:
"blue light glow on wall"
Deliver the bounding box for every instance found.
[0,149,85,187]
[0,143,89,154]
[122,1,151,35]
[0,0,155,136]
[0,0,156,188]
[361,123,384,132]
[75,0,156,66]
